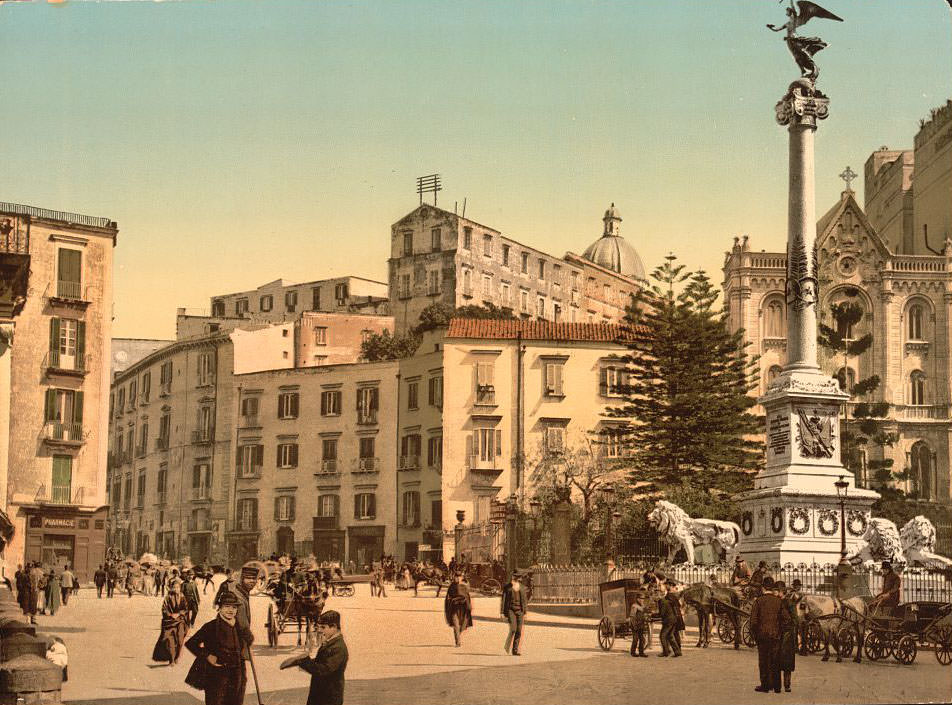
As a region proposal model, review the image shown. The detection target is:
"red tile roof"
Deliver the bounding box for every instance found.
[445,318,641,342]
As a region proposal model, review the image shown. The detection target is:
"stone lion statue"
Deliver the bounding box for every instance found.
[847,517,905,569]
[900,515,952,570]
[647,500,741,565]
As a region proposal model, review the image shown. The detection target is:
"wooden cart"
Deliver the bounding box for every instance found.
[596,579,647,651]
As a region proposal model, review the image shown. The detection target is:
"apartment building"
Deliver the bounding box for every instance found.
[1,202,117,581]
[388,204,646,335]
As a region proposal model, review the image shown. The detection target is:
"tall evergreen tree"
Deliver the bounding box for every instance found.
[609,255,763,493]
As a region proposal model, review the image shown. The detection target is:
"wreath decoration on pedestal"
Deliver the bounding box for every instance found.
[788,507,810,535]
[818,509,839,537]
[846,510,867,537]
[741,511,753,536]
[771,507,784,533]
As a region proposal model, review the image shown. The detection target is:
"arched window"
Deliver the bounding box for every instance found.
[835,367,856,393]
[836,312,855,341]
[856,448,869,489]
[909,442,935,500]
[908,304,923,340]
[909,371,926,405]
[764,298,785,338]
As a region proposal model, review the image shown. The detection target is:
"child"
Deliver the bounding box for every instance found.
[628,593,650,657]
[184,590,254,705]
[46,636,68,682]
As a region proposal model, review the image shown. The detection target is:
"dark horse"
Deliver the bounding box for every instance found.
[681,583,744,649]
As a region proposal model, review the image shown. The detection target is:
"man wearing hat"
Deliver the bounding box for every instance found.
[501,571,528,656]
[873,561,902,617]
[183,571,201,627]
[749,576,790,693]
[444,572,473,647]
[185,589,254,705]
[282,611,349,705]
[731,555,751,586]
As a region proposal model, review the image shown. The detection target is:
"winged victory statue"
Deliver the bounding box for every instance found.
[768,0,843,83]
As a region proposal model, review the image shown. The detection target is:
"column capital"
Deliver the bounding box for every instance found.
[776,80,830,128]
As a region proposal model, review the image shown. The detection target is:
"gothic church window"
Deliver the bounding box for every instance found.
[908,304,923,340]
[909,371,926,406]
[908,441,935,501]
[764,298,785,338]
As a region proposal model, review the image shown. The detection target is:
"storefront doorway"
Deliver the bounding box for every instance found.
[42,534,74,571]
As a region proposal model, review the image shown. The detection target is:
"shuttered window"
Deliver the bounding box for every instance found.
[354,493,375,520]
[276,443,299,469]
[278,392,299,419]
[236,444,264,477]
[274,495,296,522]
[544,362,564,396]
[56,249,82,299]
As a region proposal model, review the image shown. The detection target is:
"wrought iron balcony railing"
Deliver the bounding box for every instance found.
[43,421,84,444]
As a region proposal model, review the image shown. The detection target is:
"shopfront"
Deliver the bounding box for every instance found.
[347,525,384,569]
[21,504,107,582]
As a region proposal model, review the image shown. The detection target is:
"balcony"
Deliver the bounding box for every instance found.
[155,437,170,451]
[44,350,88,377]
[312,516,338,530]
[475,385,495,405]
[159,382,172,397]
[398,455,420,471]
[357,410,378,425]
[191,428,214,444]
[34,483,86,505]
[354,457,378,473]
[239,415,261,429]
[232,519,258,533]
[894,404,949,421]
[188,516,213,533]
[54,280,83,302]
[192,486,211,501]
[469,455,502,472]
[318,459,338,474]
[42,422,84,446]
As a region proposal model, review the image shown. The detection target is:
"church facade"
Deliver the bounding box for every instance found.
[723,102,952,507]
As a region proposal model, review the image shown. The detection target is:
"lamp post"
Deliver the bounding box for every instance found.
[505,493,518,577]
[455,509,465,563]
[834,475,852,598]
[529,499,542,566]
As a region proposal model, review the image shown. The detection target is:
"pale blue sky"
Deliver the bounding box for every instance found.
[1,0,948,338]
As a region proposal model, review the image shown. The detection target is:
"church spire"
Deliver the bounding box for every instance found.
[602,203,622,237]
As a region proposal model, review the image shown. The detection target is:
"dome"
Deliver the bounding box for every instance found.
[581,204,646,280]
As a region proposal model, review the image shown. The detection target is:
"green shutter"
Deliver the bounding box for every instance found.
[369,494,375,519]
[290,444,298,468]
[52,456,72,490]
[76,320,86,368]
[44,389,57,423]
[73,391,84,424]
[49,318,60,354]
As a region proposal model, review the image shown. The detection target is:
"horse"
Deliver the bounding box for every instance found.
[681,582,744,649]
[797,594,868,663]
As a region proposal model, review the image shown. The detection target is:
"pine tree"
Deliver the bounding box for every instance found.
[609,255,763,493]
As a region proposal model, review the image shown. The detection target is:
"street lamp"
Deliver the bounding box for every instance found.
[529,499,542,566]
[455,509,465,563]
[834,476,849,561]
[505,494,518,577]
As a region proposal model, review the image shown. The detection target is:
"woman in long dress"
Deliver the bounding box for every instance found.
[444,573,473,647]
[777,580,798,693]
[152,579,190,666]
[44,571,62,616]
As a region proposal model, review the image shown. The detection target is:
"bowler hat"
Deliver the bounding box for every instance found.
[218,591,240,607]
[318,610,341,628]
[763,576,775,589]
[241,565,261,580]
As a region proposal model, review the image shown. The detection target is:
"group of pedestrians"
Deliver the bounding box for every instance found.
[13,562,77,622]
[749,576,800,693]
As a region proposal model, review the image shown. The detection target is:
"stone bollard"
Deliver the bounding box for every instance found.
[0,655,62,704]
[0,634,46,662]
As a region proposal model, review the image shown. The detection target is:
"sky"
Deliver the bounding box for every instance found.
[1,0,949,339]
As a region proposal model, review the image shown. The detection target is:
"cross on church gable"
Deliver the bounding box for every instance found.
[839,165,858,192]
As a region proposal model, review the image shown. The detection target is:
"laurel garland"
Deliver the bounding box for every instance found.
[788,507,810,535]
[817,509,839,537]
[741,511,753,536]
[846,510,867,537]
[771,507,784,534]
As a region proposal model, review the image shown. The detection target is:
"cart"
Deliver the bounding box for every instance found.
[596,579,648,651]
[860,601,952,666]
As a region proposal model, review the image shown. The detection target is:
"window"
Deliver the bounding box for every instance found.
[836,367,856,393]
[571,271,580,291]
[321,390,342,416]
[49,318,85,371]
[136,422,149,457]
[212,300,225,317]
[317,494,338,518]
[357,387,379,424]
[599,365,629,396]
[314,327,328,345]
[521,252,529,274]
[400,273,411,299]
[554,303,562,322]
[502,244,510,267]
[197,352,215,386]
[334,282,348,305]
[427,435,442,469]
[430,227,441,252]
[603,284,610,302]
[275,495,296,522]
[157,464,168,502]
[544,361,565,396]
[463,227,472,250]
[430,500,442,529]
[278,392,300,419]
[400,434,422,469]
[136,470,146,509]
[237,444,264,477]
[235,298,249,316]
[602,427,631,459]
[553,264,561,287]
[544,425,565,457]
[909,442,935,500]
[321,438,338,472]
[536,296,545,318]
[158,414,171,449]
[123,474,132,511]
[538,259,545,280]
[520,290,529,313]
[276,442,299,469]
[407,381,419,410]
[236,498,258,531]
[402,491,421,527]
[358,437,376,470]
[483,234,493,257]
[469,427,501,468]
[141,371,151,403]
[354,493,376,520]
[260,295,273,312]
[764,298,785,338]
[501,283,511,305]
[482,274,492,297]
[462,270,472,296]
[403,232,413,256]
[836,306,857,340]
[312,287,321,310]
[909,371,926,406]
[475,361,495,404]
[127,380,137,409]
[241,396,259,418]
[160,361,173,395]
[51,456,72,505]
[428,376,443,408]
[427,270,440,295]
[56,248,82,300]
[285,290,297,312]
[908,304,923,340]
[111,478,121,510]
[43,388,83,440]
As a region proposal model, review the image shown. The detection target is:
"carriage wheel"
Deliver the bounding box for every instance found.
[339,584,355,597]
[933,626,952,666]
[266,604,279,648]
[863,631,888,661]
[597,617,616,651]
[805,621,825,654]
[717,617,736,644]
[894,635,917,665]
[479,578,502,597]
[834,627,855,659]
[741,618,755,648]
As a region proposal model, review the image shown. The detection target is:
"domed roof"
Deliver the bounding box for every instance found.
[581,204,646,280]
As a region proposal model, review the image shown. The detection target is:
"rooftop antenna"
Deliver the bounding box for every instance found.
[416,174,442,206]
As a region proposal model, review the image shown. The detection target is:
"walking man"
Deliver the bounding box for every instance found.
[444,572,473,647]
[750,576,789,693]
[501,571,528,656]
[628,593,649,657]
[93,565,107,599]
[182,572,201,627]
[106,563,117,598]
[657,582,682,657]
[60,565,75,606]
[666,581,685,652]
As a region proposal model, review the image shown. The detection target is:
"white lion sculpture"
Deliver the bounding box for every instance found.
[647,500,741,565]
[847,517,905,569]
[900,515,952,570]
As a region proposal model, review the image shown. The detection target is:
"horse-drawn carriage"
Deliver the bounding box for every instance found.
[852,601,952,665]
[596,579,661,651]
[463,562,504,597]
[264,572,329,647]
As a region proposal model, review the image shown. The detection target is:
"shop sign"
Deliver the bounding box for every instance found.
[43,518,75,529]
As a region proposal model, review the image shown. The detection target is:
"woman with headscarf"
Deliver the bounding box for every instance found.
[444,572,473,647]
[44,570,62,616]
[153,578,190,666]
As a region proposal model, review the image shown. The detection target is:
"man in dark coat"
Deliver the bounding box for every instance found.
[628,593,650,657]
[875,561,902,617]
[183,572,201,627]
[93,565,108,599]
[284,610,349,705]
[776,580,798,693]
[184,590,253,705]
[106,563,118,598]
[657,583,682,657]
[749,576,790,693]
[501,572,528,656]
[444,573,473,647]
[665,582,685,651]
